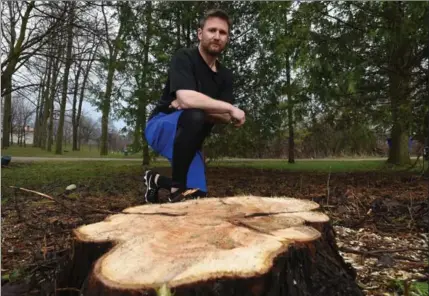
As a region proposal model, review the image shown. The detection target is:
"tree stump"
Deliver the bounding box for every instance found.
[59,196,363,296]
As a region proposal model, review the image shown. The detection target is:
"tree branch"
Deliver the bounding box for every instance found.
[2,83,41,97]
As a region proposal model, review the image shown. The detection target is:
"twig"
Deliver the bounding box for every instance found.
[56,287,80,293]
[10,186,84,218]
[13,187,45,230]
[11,186,56,201]
[28,288,80,295]
[407,152,422,170]
[340,246,427,256]
[81,204,118,215]
[364,247,427,254]
[407,192,415,229]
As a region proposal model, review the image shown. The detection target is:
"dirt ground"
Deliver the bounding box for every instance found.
[1,167,428,295]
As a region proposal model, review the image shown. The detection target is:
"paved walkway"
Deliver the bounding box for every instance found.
[10,157,143,162]
[8,156,404,162]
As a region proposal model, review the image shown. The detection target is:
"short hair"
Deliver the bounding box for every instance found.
[199,9,232,31]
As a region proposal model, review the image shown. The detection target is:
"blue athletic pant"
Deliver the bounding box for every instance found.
[145,110,208,193]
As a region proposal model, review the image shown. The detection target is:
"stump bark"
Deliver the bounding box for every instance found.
[59,196,363,296]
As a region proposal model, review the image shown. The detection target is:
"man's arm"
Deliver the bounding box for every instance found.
[205,112,232,124]
[175,89,234,113]
[171,95,244,126]
[202,68,235,124]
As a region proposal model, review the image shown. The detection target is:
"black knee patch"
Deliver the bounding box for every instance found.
[179,109,206,128]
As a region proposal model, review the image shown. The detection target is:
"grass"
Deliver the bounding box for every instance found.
[209,159,428,173]
[1,144,141,158]
[388,279,429,296]
[1,161,150,204]
[2,146,426,174]
[2,158,426,204]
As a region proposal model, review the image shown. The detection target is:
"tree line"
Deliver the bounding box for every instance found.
[1,1,428,166]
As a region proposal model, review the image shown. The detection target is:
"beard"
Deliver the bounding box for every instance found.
[201,41,224,57]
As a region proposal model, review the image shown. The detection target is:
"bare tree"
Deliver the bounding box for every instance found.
[1,2,65,148]
[98,2,130,155]
[11,96,36,147]
[71,32,100,151]
[55,2,76,154]
[79,114,101,150]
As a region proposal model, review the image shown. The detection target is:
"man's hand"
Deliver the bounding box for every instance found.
[229,106,245,127]
[170,99,181,110]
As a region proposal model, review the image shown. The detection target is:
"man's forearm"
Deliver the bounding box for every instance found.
[176,90,233,113]
[205,112,231,124]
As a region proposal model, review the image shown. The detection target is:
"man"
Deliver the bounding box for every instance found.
[143,9,245,203]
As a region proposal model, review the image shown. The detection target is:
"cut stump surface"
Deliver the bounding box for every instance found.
[60,196,364,296]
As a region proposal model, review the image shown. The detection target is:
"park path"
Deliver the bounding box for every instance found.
[11,157,143,162]
[9,156,395,162]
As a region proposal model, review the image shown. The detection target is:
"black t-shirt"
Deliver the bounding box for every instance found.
[150,47,234,118]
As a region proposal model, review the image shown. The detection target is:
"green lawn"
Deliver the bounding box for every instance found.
[2,158,426,203]
[1,145,141,158]
[210,159,427,172]
[2,146,426,174]
[1,161,148,203]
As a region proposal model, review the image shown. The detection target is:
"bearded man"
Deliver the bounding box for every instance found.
[143,9,246,203]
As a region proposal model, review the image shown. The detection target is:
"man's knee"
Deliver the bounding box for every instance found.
[180,109,206,127]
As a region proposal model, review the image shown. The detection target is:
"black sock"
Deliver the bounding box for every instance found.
[156,175,172,190]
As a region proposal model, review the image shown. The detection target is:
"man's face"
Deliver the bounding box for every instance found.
[198,17,229,57]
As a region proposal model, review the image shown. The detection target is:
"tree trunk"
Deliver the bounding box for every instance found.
[47,91,55,152]
[42,31,63,149]
[10,124,13,145]
[387,115,410,165]
[17,129,21,146]
[2,78,12,149]
[99,67,114,156]
[386,2,411,166]
[99,3,125,156]
[140,1,153,166]
[58,196,363,296]
[386,77,411,166]
[72,62,82,151]
[40,53,54,149]
[33,68,47,147]
[74,46,95,151]
[46,30,65,152]
[141,106,150,165]
[72,115,79,151]
[55,3,75,155]
[286,56,295,164]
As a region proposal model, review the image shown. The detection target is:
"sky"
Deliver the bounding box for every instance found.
[81,101,127,131]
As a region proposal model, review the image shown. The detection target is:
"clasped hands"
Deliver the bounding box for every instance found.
[169,99,245,127]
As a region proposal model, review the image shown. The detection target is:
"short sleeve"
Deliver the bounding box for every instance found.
[169,49,197,96]
[219,70,234,104]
